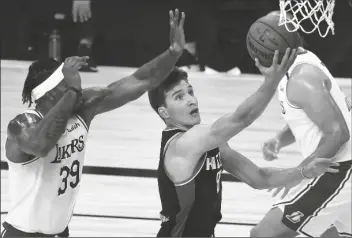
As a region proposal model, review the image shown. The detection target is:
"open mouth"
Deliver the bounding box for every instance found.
[190,108,199,116]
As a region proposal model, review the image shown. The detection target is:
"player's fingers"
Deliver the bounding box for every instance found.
[327,168,339,173]
[281,187,290,199]
[272,187,283,197]
[279,48,291,68]
[254,58,261,69]
[169,10,174,25]
[80,56,90,61]
[271,50,280,67]
[286,48,298,69]
[179,12,186,29]
[174,9,179,22]
[330,162,340,167]
[274,142,280,153]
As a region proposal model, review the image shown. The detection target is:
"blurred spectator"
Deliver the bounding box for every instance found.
[72,0,98,72]
[173,0,277,75]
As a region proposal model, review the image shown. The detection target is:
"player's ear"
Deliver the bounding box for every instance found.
[158,106,170,120]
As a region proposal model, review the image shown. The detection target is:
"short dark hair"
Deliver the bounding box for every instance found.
[148,67,188,114]
[22,58,62,107]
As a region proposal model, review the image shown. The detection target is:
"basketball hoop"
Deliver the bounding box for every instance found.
[279,0,336,38]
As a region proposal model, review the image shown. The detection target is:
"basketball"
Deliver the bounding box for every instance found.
[246,11,301,67]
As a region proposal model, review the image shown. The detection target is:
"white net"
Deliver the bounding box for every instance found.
[279,0,336,38]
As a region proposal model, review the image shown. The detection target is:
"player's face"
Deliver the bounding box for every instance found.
[50,80,69,103]
[163,80,200,128]
[49,79,85,108]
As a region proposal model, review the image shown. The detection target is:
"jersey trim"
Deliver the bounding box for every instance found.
[161,131,207,187]
[162,132,183,157]
[21,157,41,166]
[23,109,43,119]
[75,114,88,132]
[175,154,207,187]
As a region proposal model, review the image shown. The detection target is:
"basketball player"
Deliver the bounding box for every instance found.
[148,48,340,237]
[250,11,351,238]
[1,9,186,237]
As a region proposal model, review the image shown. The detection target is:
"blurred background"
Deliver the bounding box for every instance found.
[2,0,352,77]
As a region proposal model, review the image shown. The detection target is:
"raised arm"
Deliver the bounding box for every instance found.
[287,64,350,167]
[6,57,86,162]
[176,49,298,158]
[79,10,186,123]
[220,143,339,190]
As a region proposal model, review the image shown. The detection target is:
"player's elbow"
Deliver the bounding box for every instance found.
[329,122,350,144]
[30,146,49,158]
[22,140,50,158]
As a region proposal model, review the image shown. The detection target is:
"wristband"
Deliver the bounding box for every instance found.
[66,87,82,97]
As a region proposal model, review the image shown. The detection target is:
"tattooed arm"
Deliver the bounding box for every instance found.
[6,90,78,162]
[5,57,88,163]
[78,9,186,125]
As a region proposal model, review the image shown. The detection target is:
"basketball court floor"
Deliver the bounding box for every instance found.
[1,60,351,236]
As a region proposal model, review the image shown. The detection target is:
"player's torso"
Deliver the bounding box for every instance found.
[277,49,351,161]
[157,128,223,236]
[5,110,89,234]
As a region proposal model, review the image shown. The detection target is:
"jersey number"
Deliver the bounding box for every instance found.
[216,170,222,194]
[58,160,80,196]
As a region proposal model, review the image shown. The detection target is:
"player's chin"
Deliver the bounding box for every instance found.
[187,114,201,125]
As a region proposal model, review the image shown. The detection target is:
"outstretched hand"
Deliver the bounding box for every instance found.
[169,9,186,54]
[268,158,339,199]
[255,48,298,81]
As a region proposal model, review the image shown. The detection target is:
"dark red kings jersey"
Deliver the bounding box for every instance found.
[157,128,223,237]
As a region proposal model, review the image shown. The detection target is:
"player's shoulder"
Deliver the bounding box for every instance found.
[289,63,327,90]
[7,111,41,138]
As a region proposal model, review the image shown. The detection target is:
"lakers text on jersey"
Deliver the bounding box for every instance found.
[4,110,89,235]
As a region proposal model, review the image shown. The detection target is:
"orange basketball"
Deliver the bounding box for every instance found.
[246,12,301,67]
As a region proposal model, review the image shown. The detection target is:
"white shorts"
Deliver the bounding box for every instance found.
[272,160,351,237]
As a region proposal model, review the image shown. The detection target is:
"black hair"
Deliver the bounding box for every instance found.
[148,67,188,114]
[22,58,62,107]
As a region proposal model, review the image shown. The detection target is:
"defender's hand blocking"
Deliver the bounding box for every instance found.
[262,138,281,161]
[255,48,298,81]
[62,56,89,91]
[269,158,339,199]
[304,158,339,179]
[169,9,186,54]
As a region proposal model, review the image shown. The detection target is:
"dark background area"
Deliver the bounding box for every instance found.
[1,0,352,77]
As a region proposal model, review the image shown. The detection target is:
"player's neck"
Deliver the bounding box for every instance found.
[165,121,190,131]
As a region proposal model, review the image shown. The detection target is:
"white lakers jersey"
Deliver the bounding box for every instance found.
[277,49,351,162]
[5,109,89,234]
